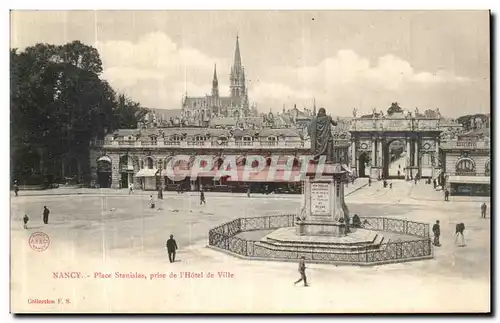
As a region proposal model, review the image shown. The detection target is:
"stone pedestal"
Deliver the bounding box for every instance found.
[295,164,349,238]
[370,167,381,180]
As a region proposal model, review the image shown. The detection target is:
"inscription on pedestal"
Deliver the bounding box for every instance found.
[310,182,330,216]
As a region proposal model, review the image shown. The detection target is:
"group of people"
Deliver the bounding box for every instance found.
[432,219,467,248]
[22,206,50,230]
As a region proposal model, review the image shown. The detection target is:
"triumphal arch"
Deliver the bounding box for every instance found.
[349,107,441,180]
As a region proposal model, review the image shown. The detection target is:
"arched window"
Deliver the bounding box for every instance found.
[144,156,154,169]
[215,158,224,170]
[242,136,252,144]
[237,156,247,166]
[485,160,490,176]
[456,158,475,176]
[194,135,206,142]
[150,135,158,145]
[172,135,182,142]
[267,136,277,146]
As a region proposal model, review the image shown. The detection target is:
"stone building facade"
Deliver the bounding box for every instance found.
[89,127,350,191]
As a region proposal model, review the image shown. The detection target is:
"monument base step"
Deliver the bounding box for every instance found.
[259,227,386,253]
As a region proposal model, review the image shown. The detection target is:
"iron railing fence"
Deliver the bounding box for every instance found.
[208,214,432,264]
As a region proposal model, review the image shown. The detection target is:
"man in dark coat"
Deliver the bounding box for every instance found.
[166,234,178,263]
[14,181,19,197]
[200,190,206,205]
[432,220,441,247]
[444,189,450,201]
[307,108,338,163]
[455,223,466,247]
[481,203,487,219]
[294,256,308,287]
[42,206,50,225]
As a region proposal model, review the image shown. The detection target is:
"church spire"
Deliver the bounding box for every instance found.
[230,34,246,98]
[233,34,242,69]
[313,98,317,115]
[211,63,219,97]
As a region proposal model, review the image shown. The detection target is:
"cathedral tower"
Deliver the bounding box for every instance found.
[230,35,246,98]
[211,64,219,98]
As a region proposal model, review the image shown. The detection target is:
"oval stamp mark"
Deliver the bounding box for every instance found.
[28,232,50,252]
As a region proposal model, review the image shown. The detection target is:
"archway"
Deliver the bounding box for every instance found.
[358,152,370,178]
[119,155,132,188]
[383,139,406,179]
[456,158,475,176]
[97,156,112,188]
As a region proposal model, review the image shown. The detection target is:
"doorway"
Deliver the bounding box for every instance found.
[358,153,370,177]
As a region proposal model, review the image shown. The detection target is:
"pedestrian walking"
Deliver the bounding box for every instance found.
[14,181,19,197]
[247,187,251,198]
[433,179,437,189]
[368,178,372,187]
[444,189,450,201]
[294,256,309,287]
[149,195,155,209]
[389,182,392,189]
[23,214,29,229]
[432,220,441,247]
[42,206,50,225]
[481,203,487,219]
[158,185,163,200]
[200,190,206,205]
[455,223,466,247]
[128,183,134,195]
[166,234,178,263]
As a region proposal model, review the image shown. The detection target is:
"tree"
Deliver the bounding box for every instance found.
[10,41,145,185]
[114,94,149,129]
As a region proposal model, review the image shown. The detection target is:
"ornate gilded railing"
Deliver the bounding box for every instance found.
[208,215,431,264]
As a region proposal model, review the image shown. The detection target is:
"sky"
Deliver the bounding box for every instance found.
[10,10,490,117]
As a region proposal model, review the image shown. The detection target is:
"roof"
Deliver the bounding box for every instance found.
[209,117,237,126]
[149,108,182,120]
[447,175,490,184]
[113,129,140,136]
[256,128,302,137]
[160,128,231,137]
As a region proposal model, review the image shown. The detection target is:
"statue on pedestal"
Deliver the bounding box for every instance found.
[307,108,338,163]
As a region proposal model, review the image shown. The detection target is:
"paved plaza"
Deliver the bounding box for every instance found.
[10,180,490,313]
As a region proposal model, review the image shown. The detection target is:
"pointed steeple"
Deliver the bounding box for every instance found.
[230,34,246,98]
[234,34,242,69]
[211,63,219,97]
[313,98,317,115]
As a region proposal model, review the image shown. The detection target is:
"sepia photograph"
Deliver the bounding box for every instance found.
[9,10,491,313]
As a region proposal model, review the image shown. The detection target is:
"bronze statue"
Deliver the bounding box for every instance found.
[307,108,338,163]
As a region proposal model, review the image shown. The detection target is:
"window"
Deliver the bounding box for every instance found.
[172,135,182,142]
[267,136,277,146]
[242,136,252,143]
[485,160,490,176]
[194,135,206,142]
[456,158,475,176]
[215,158,224,170]
[336,182,340,197]
[150,136,158,145]
[144,157,154,169]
